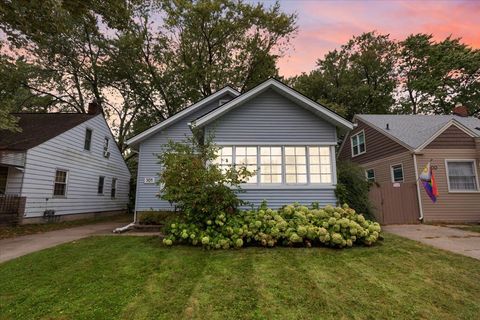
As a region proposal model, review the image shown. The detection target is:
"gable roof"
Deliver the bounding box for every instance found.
[193,78,353,132]
[126,86,240,146]
[356,114,480,151]
[0,113,96,151]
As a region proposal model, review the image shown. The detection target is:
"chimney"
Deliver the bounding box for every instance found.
[87,101,102,115]
[452,103,468,117]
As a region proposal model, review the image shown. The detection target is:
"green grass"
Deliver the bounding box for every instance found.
[0,214,131,240]
[1,234,479,320]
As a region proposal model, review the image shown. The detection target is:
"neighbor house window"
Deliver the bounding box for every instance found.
[84,128,92,151]
[285,147,307,184]
[111,178,117,198]
[366,169,375,182]
[446,160,478,192]
[213,146,233,173]
[103,137,110,158]
[235,146,257,183]
[98,176,105,194]
[53,170,68,196]
[260,147,282,183]
[309,146,332,183]
[391,164,404,183]
[351,131,366,157]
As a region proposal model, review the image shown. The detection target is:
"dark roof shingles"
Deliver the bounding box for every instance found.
[0,113,95,151]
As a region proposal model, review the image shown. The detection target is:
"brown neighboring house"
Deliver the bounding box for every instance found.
[338,106,480,224]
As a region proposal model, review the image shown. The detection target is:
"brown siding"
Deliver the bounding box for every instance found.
[338,119,408,164]
[359,151,416,184]
[425,125,476,149]
[415,149,480,223]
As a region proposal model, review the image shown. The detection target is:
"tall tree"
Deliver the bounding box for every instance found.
[292,32,397,120]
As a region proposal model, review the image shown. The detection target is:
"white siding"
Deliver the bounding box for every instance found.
[21,115,131,217]
[6,166,23,195]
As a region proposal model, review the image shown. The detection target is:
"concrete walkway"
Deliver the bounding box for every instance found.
[0,221,127,264]
[384,224,480,260]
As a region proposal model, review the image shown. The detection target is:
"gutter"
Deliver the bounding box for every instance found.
[413,153,424,222]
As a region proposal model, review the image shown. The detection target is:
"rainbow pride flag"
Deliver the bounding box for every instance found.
[419,162,439,203]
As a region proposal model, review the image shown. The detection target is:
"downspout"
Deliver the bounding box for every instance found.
[413,153,424,222]
[114,148,138,233]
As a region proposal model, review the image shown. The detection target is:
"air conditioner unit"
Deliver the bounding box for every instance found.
[103,151,111,158]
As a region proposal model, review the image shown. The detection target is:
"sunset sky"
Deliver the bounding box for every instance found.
[266,0,480,77]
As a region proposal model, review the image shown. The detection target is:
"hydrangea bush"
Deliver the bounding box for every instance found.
[163,203,382,249]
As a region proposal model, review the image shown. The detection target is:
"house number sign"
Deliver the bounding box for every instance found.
[144,177,155,184]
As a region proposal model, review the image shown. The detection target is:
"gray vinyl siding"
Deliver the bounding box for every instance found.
[205,88,336,143]
[238,188,336,209]
[21,115,131,217]
[135,90,339,212]
[136,94,235,211]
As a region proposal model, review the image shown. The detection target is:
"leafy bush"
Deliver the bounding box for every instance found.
[157,133,253,225]
[137,211,178,225]
[163,202,381,249]
[335,161,373,219]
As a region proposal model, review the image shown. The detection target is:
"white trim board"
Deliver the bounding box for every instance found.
[126,86,240,146]
[192,78,353,132]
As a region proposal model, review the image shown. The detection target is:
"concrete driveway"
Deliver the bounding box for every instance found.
[0,221,126,264]
[384,224,480,260]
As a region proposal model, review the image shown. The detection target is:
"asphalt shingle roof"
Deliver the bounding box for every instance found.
[356,114,480,149]
[0,113,95,151]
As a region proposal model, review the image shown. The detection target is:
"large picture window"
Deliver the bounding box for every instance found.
[285,147,307,184]
[214,145,334,185]
[260,147,282,183]
[446,160,478,192]
[309,147,332,183]
[351,131,366,157]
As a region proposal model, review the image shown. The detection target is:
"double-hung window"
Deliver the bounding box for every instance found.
[98,176,105,195]
[309,147,332,183]
[235,146,257,183]
[351,131,366,157]
[84,128,92,151]
[391,164,404,183]
[366,169,375,182]
[260,147,282,183]
[285,147,307,184]
[53,170,68,197]
[446,160,478,192]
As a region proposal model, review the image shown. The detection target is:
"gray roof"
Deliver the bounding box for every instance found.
[356,114,480,149]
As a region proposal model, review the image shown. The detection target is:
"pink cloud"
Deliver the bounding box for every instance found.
[277,0,480,77]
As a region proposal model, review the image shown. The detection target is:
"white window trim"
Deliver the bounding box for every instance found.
[215,143,335,187]
[445,159,480,193]
[351,130,366,158]
[84,127,93,152]
[365,168,375,182]
[390,163,404,183]
[52,169,69,198]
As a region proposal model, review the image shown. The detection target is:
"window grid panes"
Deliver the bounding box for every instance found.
[352,131,366,156]
[213,147,233,173]
[366,169,375,182]
[260,147,282,183]
[285,147,307,184]
[391,165,404,182]
[84,129,92,151]
[447,161,478,191]
[98,176,105,194]
[53,170,67,196]
[308,147,332,183]
[235,146,257,183]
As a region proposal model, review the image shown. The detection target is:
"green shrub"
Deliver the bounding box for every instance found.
[137,211,178,225]
[335,161,373,219]
[157,132,253,225]
[163,202,382,249]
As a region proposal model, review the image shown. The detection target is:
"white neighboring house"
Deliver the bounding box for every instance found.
[0,103,131,224]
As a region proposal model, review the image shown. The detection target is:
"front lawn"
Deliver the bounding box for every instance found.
[1,235,479,320]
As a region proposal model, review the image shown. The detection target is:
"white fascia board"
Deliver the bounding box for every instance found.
[126,86,240,146]
[193,79,353,131]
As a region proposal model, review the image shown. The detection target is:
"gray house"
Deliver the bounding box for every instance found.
[0,104,131,224]
[127,79,353,216]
